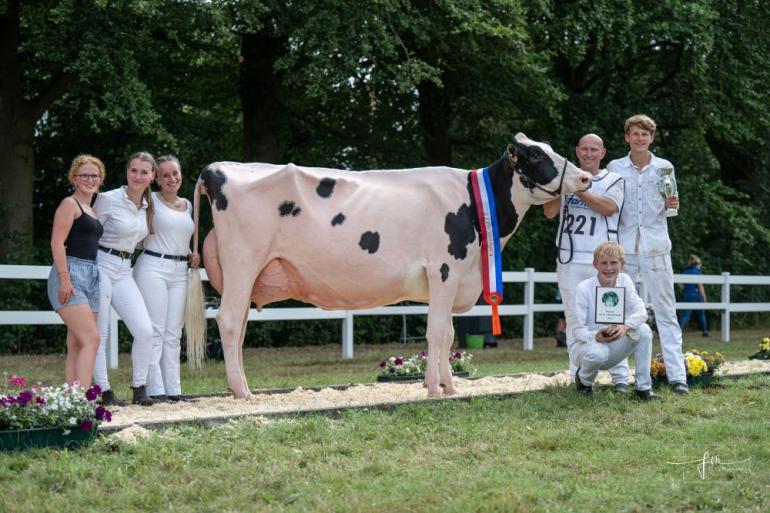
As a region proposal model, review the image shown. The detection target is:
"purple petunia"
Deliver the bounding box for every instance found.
[85,384,102,401]
[17,390,33,406]
[379,361,386,368]
[394,357,403,366]
[95,405,112,422]
[79,419,93,431]
[36,396,46,405]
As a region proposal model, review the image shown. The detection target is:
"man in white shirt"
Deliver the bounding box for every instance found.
[572,241,657,400]
[606,114,688,394]
[544,134,629,392]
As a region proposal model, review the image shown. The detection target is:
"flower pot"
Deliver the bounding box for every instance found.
[466,334,484,349]
[651,371,715,388]
[749,351,770,360]
[687,371,714,387]
[376,371,470,383]
[0,426,97,452]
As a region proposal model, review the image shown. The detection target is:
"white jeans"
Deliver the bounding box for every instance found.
[625,253,687,384]
[571,324,653,391]
[557,262,629,384]
[93,251,154,390]
[133,254,188,396]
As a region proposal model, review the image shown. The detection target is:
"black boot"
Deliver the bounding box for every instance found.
[131,385,157,406]
[100,389,127,407]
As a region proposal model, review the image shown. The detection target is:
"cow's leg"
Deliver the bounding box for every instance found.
[425,279,459,397]
[217,265,260,399]
[440,320,457,395]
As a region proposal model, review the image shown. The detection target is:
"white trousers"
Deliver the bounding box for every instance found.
[625,253,687,384]
[133,254,188,396]
[93,251,154,390]
[572,324,653,391]
[557,262,629,384]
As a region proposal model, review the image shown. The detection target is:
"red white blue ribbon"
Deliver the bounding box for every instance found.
[470,167,503,335]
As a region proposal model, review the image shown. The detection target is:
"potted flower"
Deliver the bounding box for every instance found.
[1,372,112,451]
[650,350,725,387]
[749,337,770,360]
[377,351,475,382]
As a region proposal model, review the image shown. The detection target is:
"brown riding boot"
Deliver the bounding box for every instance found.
[131,385,157,406]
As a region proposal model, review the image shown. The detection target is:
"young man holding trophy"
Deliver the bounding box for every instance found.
[607,114,689,394]
[571,241,656,400]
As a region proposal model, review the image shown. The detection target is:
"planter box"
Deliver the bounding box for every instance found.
[652,371,715,388]
[0,426,97,452]
[377,371,470,383]
[749,352,770,360]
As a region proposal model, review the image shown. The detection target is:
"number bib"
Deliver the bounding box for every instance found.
[556,170,623,264]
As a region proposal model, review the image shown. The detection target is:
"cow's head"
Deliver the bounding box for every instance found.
[508,133,591,203]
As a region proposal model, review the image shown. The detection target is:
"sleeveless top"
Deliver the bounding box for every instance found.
[555,169,624,264]
[64,199,104,261]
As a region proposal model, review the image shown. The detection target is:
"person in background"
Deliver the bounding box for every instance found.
[47,155,105,388]
[572,241,657,400]
[133,155,200,402]
[93,152,156,406]
[554,290,567,347]
[678,254,709,337]
[607,114,689,394]
[544,133,629,392]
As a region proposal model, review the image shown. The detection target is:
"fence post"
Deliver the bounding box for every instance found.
[523,267,535,350]
[108,307,119,369]
[720,272,730,342]
[342,311,354,359]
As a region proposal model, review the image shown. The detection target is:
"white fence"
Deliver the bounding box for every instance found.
[1,265,769,368]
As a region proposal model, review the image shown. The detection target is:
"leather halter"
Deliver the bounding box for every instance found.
[506,145,569,197]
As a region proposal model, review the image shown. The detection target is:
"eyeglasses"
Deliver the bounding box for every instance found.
[75,174,100,181]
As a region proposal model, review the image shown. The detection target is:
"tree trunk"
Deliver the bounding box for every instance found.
[239,31,286,163]
[0,123,35,261]
[418,79,451,166]
[704,132,754,194]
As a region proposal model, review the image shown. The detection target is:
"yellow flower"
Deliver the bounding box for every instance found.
[760,337,770,352]
[685,354,708,377]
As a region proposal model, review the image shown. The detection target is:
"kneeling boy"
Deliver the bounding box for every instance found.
[571,241,657,400]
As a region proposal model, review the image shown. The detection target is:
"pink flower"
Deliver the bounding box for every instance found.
[8,374,27,388]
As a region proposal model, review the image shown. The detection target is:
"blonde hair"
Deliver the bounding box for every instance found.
[126,151,157,234]
[624,114,657,136]
[593,241,625,263]
[68,154,106,184]
[688,254,702,267]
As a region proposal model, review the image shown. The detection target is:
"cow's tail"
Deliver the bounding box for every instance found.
[184,177,207,369]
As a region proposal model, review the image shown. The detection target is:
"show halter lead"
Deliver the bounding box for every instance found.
[470,167,503,335]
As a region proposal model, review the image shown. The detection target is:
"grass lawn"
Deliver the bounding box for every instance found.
[0,329,767,512]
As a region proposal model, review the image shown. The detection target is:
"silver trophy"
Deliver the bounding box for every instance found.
[656,167,678,217]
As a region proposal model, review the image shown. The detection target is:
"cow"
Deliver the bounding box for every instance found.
[193,133,591,399]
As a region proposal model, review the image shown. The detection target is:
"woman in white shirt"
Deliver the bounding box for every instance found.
[93,152,157,406]
[133,155,200,401]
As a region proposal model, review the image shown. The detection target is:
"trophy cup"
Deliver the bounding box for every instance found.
[656,167,678,217]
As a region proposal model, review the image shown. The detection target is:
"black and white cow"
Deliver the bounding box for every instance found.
[194,133,591,398]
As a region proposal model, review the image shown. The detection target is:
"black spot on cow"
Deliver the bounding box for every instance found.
[359,231,380,254]
[291,207,301,216]
[201,165,228,211]
[444,187,478,260]
[440,263,449,282]
[331,213,345,226]
[316,178,336,198]
[278,201,296,217]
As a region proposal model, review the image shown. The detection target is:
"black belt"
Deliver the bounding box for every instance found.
[98,245,133,259]
[142,249,187,262]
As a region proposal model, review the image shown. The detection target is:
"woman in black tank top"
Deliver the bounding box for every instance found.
[48,155,106,390]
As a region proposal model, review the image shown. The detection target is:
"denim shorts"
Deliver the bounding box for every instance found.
[47,257,100,312]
